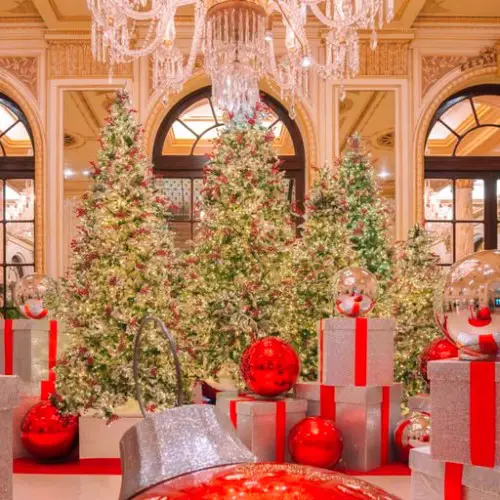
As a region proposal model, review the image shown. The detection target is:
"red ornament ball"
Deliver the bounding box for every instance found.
[289,417,343,469]
[134,463,398,499]
[394,413,431,463]
[240,337,300,397]
[21,401,79,460]
[419,337,458,384]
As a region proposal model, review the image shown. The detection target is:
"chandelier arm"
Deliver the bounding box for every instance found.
[106,0,171,21]
[272,1,309,53]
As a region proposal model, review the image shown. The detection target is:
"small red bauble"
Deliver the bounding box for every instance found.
[240,337,300,397]
[21,401,79,460]
[288,417,343,469]
[419,337,458,384]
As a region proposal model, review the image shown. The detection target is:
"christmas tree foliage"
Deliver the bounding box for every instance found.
[54,91,189,418]
[181,104,296,381]
[391,224,442,403]
[284,162,354,379]
[337,136,393,286]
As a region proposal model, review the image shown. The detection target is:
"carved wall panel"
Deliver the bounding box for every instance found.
[47,41,133,78]
[358,40,410,76]
[0,56,38,98]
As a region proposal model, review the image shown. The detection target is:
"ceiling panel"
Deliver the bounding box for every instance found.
[0,0,40,18]
[420,0,500,17]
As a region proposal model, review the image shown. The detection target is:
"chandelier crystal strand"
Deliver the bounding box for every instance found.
[88,0,395,115]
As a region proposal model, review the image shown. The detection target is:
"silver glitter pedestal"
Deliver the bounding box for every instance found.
[319,318,395,386]
[0,375,19,500]
[119,404,256,500]
[410,446,500,500]
[408,394,431,414]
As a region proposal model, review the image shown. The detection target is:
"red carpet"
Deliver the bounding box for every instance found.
[14,458,122,475]
[14,458,409,476]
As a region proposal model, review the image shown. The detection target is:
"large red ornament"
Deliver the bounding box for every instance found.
[240,337,300,397]
[419,337,458,384]
[134,463,397,499]
[21,401,79,460]
[289,417,343,469]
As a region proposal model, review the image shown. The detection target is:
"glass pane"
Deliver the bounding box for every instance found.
[192,126,223,156]
[424,179,453,221]
[6,223,34,265]
[0,228,4,265]
[440,98,476,136]
[162,121,197,155]
[6,179,34,221]
[498,224,500,248]
[456,223,484,261]
[425,122,458,156]
[456,179,483,221]
[269,122,295,155]
[169,222,192,250]
[281,178,296,203]
[456,126,500,156]
[193,179,203,220]
[0,180,3,221]
[472,95,500,125]
[425,222,453,264]
[161,179,191,221]
[0,102,17,134]
[6,265,34,306]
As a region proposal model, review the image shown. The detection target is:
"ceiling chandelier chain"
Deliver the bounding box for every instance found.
[87,0,394,116]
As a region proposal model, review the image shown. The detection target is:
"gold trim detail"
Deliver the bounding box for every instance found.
[47,41,133,78]
[461,44,499,73]
[421,55,467,98]
[0,56,38,98]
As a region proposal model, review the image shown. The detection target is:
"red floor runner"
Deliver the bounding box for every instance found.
[14,458,409,476]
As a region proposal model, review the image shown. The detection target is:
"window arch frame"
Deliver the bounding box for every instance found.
[424,84,500,263]
[152,86,306,246]
[0,92,36,317]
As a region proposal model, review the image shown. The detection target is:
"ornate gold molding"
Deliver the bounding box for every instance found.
[0,56,38,98]
[461,43,499,73]
[357,40,410,76]
[47,41,133,78]
[421,55,467,98]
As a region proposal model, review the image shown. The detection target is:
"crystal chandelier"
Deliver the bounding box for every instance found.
[87,0,394,116]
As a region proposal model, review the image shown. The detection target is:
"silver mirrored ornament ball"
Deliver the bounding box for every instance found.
[434,249,500,361]
[333,267,378,318]
[13,273,57,320]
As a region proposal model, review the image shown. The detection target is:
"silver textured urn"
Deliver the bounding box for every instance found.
[118,317,256,500]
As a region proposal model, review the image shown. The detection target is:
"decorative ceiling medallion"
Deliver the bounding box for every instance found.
[376,129,395,150]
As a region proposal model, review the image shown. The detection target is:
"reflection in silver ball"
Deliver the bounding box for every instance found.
[394,412,431,462]
[434,250,500,361]
[333,267,378,318]
[13,273,56,320]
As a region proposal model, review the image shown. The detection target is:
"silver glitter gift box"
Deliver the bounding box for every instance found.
[12,395,38,458]
[0,375,19,500]
[296,382,403,472]
[0,319,59,396]
[410,446,500,500]
[216,392,307,462]
[429,359,500,467]
[408,394,431,414]
[319,318,395,386]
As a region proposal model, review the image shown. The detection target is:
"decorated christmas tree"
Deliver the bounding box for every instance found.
[391,224,442,402]
[181,104,296,382]
[284,162,354,379]
[54,91,189,418]
[337,136,393,287]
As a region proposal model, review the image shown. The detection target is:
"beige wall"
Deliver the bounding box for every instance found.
[0,10,499,277]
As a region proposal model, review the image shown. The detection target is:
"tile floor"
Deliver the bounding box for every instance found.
[13,474,411,499]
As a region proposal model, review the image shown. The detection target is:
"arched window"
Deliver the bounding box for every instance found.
[153,87,305,248]
[424,85,500,265]
[0,93,35,318]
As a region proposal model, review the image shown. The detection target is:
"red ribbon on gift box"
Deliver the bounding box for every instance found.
[319,384,391,466]
[469,361,496,467]
[444,462,463,500]
[3,319,13,375]
[229,398,287,463]
[354,317,368,386]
